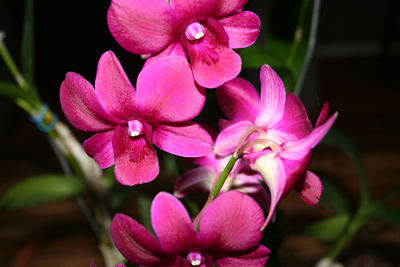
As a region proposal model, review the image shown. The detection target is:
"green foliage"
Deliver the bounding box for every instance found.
[0,81,31,100]
[302,214,350,242]
[374,206,400,226]
[320,177,350,214]
[0,174,86,210]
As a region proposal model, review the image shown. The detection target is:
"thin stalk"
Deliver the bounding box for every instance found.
[209,155,239,199]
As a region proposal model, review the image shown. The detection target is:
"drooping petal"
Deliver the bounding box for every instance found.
[151,192,197,254]
[186,19,241,88]
[170,0,219,22]
[252,154,286,229]
[218,11,261,49]
[255,65,286,128]
[270,94,313,141]
[60,72,117,132]
[144,42,187,67]
[95,51,135,119]
[216,245,271,267]
[281,113,338,160]
[136,56,206,122]
[113,126,159,186]
[199,191,264,251]
[214,0,249,17]
[217,77,260,123]
[83,130,115,169]
[214,121,254,156]
[315,102,330,127]
[152,122,213,157]
[174,167,216,198]
[107,0,180,54]
[111,213,164,265]
[295,171,323,205]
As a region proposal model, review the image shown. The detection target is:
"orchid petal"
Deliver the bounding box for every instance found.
[113,126,159,186]
[95,51,135,119]
[174,167,215,198]
[281,113,338,160]
[214,121,254,156]
[214,0,249,17]
[136,56,205,122]
[253,154,286,229]
[108,0,180,54]
[216,245,271,267]
[219,11,261,49]
[315,102,330,127]
[199,191,264,251]
[151,192,197,254]
[144,42,186,67]
[153,122,212,157]
[255,65,286,127]
[295,171,323,205]
[111,213,164,265]
[60,72,116,132]
[233,173,270,208]
[217,77,260,123]
[170,0,219,22]
[83,131,115,169]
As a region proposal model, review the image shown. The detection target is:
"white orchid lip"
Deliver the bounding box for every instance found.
[185,22,206,41]
[128,120,144,137]
[186,251,204,266]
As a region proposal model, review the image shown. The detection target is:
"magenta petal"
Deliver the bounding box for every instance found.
[144,42,187,67]
[281,113,338,160]
[95,51,135,119]
[83,131,115,169]
[170,0,219,22]
[295,171,323,205]
[315,102,330,127]
[107,0,180,54]
[216,245,271,267]
[111,213,164,265]
[219,11,261,49]
[136,56,206,122]
[214,121,254,156]
[153,122,213,157]
[199,191,264,251]
[60,72,116,132]
[255,65,286,127]
[214,0,249,17]
[151,192,197,254]
[113,126,159,186]
[217,77,260,123]
[174,167,215,198]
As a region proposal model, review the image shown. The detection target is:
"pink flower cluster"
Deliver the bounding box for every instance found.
[59,0,337,266]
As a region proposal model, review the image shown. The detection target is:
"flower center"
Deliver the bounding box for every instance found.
[185,22,206,41]
[186,251,204,266]
[128,120,144,137]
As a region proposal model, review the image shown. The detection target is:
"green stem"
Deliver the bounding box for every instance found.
[209,155,239,199]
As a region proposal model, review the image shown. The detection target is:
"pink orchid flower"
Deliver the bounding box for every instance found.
[214,65,337,228]
[111,191,270,267]
[60,51,212,186]
[174,148,270,207]
[107,0,261,88]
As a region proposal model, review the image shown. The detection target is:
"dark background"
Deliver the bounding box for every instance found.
[0,0,399,266]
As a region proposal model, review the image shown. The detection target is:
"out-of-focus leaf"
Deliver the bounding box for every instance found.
[0,174,86,210]
[0,81,30,100]
[322,130,371,206]
[21,0,35,85]
[320,177,350,214]
[302,214,350,242]
[373,206,400,226]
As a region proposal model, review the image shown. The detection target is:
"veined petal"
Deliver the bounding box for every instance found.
[144,42,187,67]
[214,0,249,18]
[113,126,159,186]
[214,121,254,156]
[111,213,164,265]
[174,167,215,198]
[216,245,271,267]
[281,113,338,160]
[255,65,286,128]
[60,72,116,132]
[108,0,180,54]
[95,51,135,119]
[218,11,261,49]
[170,0,219,22]
[199,191,264,251]
[217,77,260,123]
[295,171,323,205]
[153,122,213,157]
[83,131,115,169]
[136,56,206,122]
[151,192,197,254]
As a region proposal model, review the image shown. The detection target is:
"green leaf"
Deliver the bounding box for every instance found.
[322,130,371,206]
[374,206,400,226]
[320,177,350,214]
[137,194,153,233]
[0,81,30,100]
[0,174,86,210]
[302,214,350,242]
[21,0,35,86]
